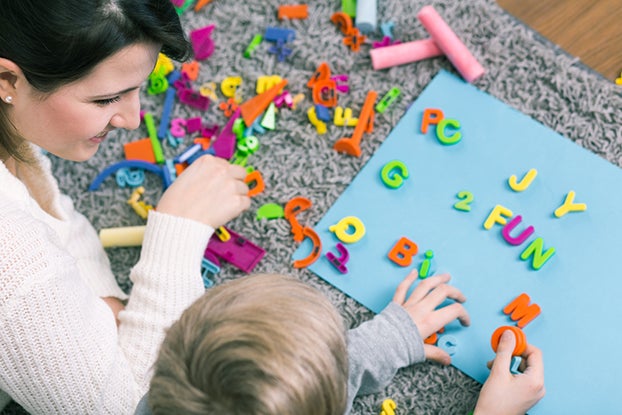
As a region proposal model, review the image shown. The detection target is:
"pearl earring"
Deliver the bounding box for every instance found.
[4,96,12,104]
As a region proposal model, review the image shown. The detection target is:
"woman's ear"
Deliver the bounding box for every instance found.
[0,58,23,100]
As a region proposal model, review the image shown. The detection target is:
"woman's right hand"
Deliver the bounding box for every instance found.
[156,155,251,228]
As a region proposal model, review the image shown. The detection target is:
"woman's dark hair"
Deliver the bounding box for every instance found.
[0,0,192,160]
[0,0,191,92]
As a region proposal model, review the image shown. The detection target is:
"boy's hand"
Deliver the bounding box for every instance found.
[474,330,545,415]
[392,270,470,365]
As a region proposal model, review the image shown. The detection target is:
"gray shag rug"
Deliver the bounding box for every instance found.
[4,0,621,414]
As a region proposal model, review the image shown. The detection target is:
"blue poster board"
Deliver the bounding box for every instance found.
[293,70,621,414]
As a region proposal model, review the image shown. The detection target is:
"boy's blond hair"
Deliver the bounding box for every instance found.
[149,273,349,415]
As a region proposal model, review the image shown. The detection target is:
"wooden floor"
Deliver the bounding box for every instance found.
[497,0,622,81]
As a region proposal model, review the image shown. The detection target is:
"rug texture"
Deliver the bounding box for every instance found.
[3,0,621,414]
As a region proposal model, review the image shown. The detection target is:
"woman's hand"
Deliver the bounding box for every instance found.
[156,155,250,228]
[101,296,125,327]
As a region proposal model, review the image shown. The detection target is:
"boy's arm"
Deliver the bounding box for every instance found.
[345,271,470,414]
[345,302,425,412]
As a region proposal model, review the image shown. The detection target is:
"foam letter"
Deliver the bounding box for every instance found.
[329,216,366,244]
[508,168,537,192]
[520,237,556,270]
[501,215,535,246]
[388,237,418,267]
[483,205,513,230]
[503,293,541,328]
[380,160,409,188]
[554,190,587,218]
[421,108,444,134]
[436,118,462,145]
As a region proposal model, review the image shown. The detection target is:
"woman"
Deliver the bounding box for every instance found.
[0,0,249,413]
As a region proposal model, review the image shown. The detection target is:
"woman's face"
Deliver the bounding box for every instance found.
[10,42,160,162]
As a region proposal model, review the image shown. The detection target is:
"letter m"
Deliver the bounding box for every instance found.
[503,293,541,328]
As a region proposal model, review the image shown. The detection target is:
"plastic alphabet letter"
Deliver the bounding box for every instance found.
[380,160,409,189]
[483,205,513,230]
[491,326,527,356]
[503,293,541,328]
[436,118,462,145]
[256,75,283,94]
[421,108,444,134]
[509,168,538,192]
[325,243,350,274]
[501,215,535,246]
[284,196,312,242]
[307,62,331,89]
[437,334,458,355]
[380,398,397,415]
[307,107,327,134]
[520,237,556,270]
[329,216,366,244]
[245,170,265,197]
[181,60,200,81]
[387,236,419,267]
[330,11,354,36]
[554,190,587,218]
[334,106,358,127]
[293,227,322,269]
[221,76,243,98]
[244,34,263,58]
[419,250,434,278]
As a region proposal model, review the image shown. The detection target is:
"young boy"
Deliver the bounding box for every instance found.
[137,271,544,414]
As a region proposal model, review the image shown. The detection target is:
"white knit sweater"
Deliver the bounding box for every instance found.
[0,146,212,414]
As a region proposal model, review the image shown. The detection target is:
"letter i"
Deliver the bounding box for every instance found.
[419,250,434,278]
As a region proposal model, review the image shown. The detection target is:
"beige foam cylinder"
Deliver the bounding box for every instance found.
[99,225,146,248]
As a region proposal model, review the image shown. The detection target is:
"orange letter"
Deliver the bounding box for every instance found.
[503,293,541,328]
[421,108,444,134]
[387,236,418,267]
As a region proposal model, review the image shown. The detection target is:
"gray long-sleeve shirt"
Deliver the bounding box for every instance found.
[345,301,425,413]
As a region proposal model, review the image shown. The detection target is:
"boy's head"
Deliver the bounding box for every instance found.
[149,273,348,415]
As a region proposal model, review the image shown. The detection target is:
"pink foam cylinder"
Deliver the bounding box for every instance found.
[370,38,443,70]
[417,5,485,83]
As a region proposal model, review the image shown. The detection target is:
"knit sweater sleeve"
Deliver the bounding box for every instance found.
[344,302,426,414]
[58,193,129,300]
[0,206,210,414]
